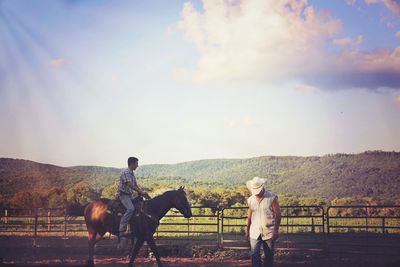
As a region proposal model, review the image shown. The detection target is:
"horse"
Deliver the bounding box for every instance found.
[66,186,192,267]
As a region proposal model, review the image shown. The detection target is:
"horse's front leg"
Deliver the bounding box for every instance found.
[147,236,163,267]
[128,237,144,267]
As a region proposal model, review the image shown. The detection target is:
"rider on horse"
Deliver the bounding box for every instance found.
[118,157,150,239]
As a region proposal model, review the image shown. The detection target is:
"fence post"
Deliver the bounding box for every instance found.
[311,217,315,233]
[365,207,368,233]
[321,207,325,234]
[286,206,289,234]
[64,209,67,239]
[221,208,224,248]
[47,211,51,231]
[33,209,38,247]
[217,209,220,248]
[34,209,38,238]
[4,209,7,224]
[382,217,385,234]
[187,218,190,240]
[326,207,330,234]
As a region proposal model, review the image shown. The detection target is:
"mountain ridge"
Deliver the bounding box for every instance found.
[1,151,399,200]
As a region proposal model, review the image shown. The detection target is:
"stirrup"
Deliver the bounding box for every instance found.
[119,224,132,237]
[119,232,132,238]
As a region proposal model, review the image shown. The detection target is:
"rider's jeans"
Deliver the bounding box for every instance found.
[119,194,135,227]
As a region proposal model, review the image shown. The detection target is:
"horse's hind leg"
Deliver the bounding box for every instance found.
[147,236,163,267]
[128,237,144,267]
[87,230,102,267]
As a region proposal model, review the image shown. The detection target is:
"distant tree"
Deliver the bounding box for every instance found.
[393,199,400,216]
[199,191,222,209]
[32,193,46,208]
[48,194,66,208]
[9,191,34,209]
[279,195,300,206]
[330,197,376,216]
[0,194,8,209]
[297,197,326,206]
[47,188,67,208]
[238,185,250,200]
[186,189,202,205]
[224,202,247,217]
[66,182,99,205]
[101,181,118,199]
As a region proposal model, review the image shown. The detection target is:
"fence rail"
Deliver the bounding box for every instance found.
[1,205,399,247]
[327,205,400,234]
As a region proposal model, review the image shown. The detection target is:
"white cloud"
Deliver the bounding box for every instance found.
[178,0,341,82]
[227,116,256,128]
[50,58,66,67]
[356,35,364,44]
[333,37,352,46]
[333,35,363,46]
[295,84,319,94]
[177,0,400,90]
[172,68,193,82]
[365,0,400,17]
[386,21,395,28]
[346,0,357,6]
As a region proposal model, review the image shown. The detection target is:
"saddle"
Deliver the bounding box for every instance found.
[107,196,144,216]
[106,196,144,235]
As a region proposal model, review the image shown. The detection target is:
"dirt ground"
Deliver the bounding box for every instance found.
[1,235,400,267]
[1,257,250,267]
[2,257,400,267]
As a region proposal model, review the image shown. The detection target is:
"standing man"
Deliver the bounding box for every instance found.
[246,177,281,267]
[118,156,149,239]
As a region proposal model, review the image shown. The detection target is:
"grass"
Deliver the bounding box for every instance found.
[1,206,399,237]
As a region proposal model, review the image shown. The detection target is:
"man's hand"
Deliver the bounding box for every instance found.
[141,192,151,200]
[245,230,250,241]
[272,230,279,241]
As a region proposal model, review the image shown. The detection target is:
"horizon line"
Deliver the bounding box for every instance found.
[1,150,399,169]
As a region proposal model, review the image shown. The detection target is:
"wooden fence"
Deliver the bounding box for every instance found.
[1,205,399,247]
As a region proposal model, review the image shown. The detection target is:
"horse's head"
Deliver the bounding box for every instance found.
[172,186,192,218]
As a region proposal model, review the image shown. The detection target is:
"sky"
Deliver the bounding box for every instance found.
[0,0,399,167]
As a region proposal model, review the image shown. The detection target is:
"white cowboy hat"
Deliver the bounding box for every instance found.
[246,177,266,195]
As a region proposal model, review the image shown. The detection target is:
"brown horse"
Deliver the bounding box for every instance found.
[67,186,192,267]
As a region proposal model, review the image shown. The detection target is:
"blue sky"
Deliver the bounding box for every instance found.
[0,0,399,167]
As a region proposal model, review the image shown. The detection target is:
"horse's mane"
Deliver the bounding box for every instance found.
[146,189,179,203]
[99,198,113,204]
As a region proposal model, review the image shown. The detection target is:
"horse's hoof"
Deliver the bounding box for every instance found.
[87,259,95,267]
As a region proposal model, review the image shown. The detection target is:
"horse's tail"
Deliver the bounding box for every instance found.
[65,202,87,217]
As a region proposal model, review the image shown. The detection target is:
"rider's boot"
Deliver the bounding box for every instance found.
[117,224,131,249]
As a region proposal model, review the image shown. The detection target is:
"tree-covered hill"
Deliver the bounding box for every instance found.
[0,159,121,194]
[0,158,83,194]
[0,151,399,200]
[136,151,400,200]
